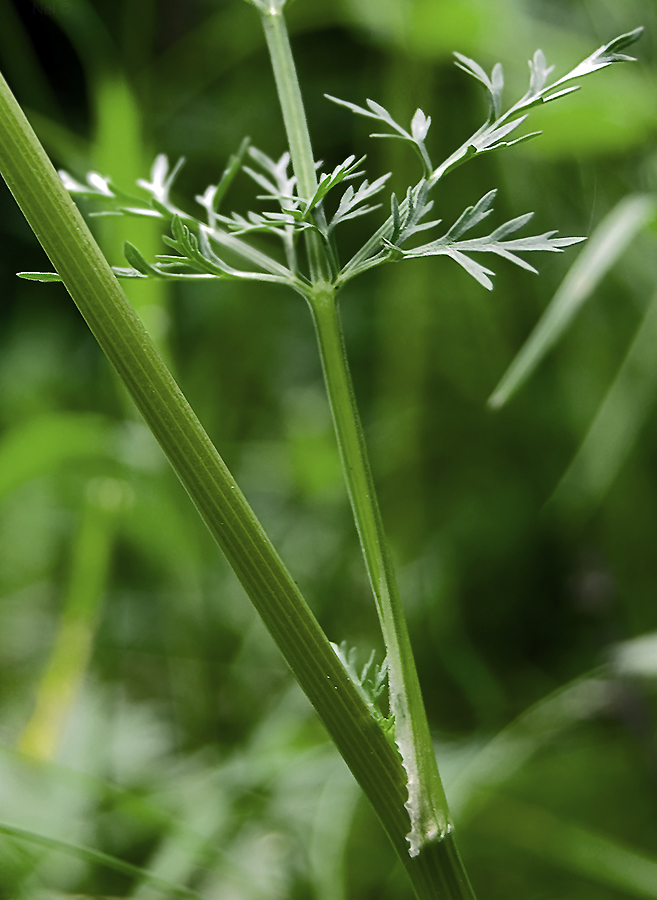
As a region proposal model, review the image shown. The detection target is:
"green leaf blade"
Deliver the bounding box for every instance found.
[17,270,62,282]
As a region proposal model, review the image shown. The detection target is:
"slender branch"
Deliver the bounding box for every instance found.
[258,7,328,282]
[259,13,316,201]
[252,5,475,891]
[306,287,474,884]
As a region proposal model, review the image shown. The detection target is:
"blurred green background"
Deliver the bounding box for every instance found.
[1,0,657,897]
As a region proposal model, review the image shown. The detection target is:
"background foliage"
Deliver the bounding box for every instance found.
[1,0,656,897]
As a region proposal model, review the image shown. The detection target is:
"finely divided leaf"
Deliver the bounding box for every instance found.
[329,173,391,231]
[443,189,497,240]
[111,267,148,279]
[217,208,311,237]
[123,242,163,277]
[243,146,296,207]
[389,181,441,246]
[411,108,431,144]
[488,194,657,409]
[448,251,497,290]
[325,96,408,136]
[433,29,641,184]
[528,49,555,97]
[137,154,186,208]
[491,63,504,118]
[552,26,643,84]
[454,53,504,117]
[488,212,534,240]
[59,169,114,197]
[453,52,494,93]
[326,94,433,174]
[331,643,392,731]
[303,155,365,217]
[393,192,585,290]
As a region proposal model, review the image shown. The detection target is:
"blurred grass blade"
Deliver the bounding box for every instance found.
[19,478,129,761]
[309,765,361,900]
[488,194,657,409]
[0,413,111,503]
[0,820,203,899]
[451,673,610,822]
[491,796,657,899]
[551,283,657,513]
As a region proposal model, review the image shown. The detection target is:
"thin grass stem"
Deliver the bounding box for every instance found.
[19,479,126,760]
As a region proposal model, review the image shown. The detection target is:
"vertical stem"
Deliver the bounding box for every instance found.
[259,9,316,201]
[307,285,460,863]
[19,478,126,759]
[253,4,473,886]
[259,7,327,282]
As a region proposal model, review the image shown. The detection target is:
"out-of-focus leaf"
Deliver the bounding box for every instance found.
[0,820,203,899]
[551,284,657,513]
[451,675,611,821]
[612,631,657,680]
[0,413,112,503]
[488,194,657,409]
[490,796,657,899]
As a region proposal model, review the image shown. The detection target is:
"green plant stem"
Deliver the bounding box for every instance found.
[255,4,475,894]
[0,820,204,900]
[307,286,465,861]
[259,6,327,281]
[0,66,476,900]
[259,10,315,202]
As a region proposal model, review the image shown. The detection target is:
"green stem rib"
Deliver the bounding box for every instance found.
[0,67,473,899]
